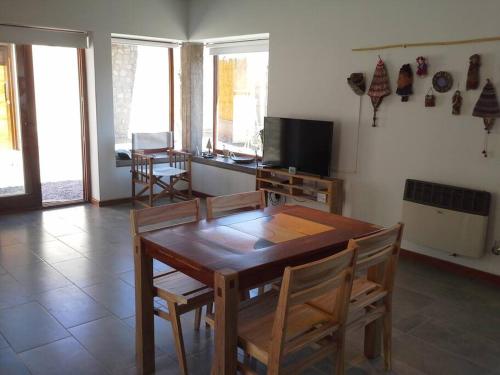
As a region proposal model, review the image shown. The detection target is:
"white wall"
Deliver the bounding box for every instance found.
[188,0,500,275]
[0,0,188,200]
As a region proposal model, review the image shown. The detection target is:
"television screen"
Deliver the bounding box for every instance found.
[262,117,333,176]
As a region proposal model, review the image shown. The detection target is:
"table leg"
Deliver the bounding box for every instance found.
[213,269,239,375]
[134,241,155,374]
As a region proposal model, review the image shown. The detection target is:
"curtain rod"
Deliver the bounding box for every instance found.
[352,35,500,52]
[0,23,87,35]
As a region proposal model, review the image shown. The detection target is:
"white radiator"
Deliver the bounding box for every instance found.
[401,180,490,258]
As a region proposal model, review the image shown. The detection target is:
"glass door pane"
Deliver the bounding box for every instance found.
[0,44,25,198]
[32,45,83,203]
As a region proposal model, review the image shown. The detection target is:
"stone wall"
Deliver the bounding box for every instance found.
[111,44,137,146]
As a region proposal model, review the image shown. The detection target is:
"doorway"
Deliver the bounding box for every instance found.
[0,44,89,211]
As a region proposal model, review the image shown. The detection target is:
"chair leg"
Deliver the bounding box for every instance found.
[131,179,136,207]
[194,307,202,331]
[335,329,346,375]
[166,301,188,375]
[205,302,213,328]
[383,311,392,371]
[148,180,153,207]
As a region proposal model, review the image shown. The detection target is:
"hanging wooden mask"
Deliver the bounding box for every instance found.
[367,58,391,127]
[347,73,366,96]
[452,90,462,115]
[466,54,481,91]
[396,64,413,102]
[425,88,435,107]
[416,56,428,77]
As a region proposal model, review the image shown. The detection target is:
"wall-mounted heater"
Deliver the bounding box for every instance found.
[402,179,491,258]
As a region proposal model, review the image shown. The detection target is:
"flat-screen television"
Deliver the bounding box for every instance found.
[262,117,334,176]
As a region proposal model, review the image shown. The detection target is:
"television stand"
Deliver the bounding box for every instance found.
[256,168,343,214]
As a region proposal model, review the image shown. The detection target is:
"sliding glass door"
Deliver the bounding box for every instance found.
[0,44,88,212]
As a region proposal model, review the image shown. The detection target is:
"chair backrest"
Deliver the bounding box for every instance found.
[130,198,201,236]
[206,190,265,219]
[268,242,358,365]
[354,223,404,291]
[132,131,173,153]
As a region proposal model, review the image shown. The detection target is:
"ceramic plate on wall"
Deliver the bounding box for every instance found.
[432,71,453,93]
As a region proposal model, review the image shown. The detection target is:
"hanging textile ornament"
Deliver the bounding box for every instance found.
[466,54,481,90]
[396,64,413,102]
[367,57,391,127]
[425,88,435,107]
[416,56,428,77]
[472,79,500,157]
[347,73,366,96]
[452,90,462,115]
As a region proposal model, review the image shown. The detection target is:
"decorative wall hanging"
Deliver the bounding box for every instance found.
[416,56,428,77]
[347,73,366,95]
[396,64,413,102]
[425,88,436,107]
[452,90,463,115]
[432,71,453,93]
[466,54,481,90]
[472,79,500,157]
[367,57,391,127]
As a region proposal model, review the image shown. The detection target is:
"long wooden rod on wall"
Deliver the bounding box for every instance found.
[353,35,500,52]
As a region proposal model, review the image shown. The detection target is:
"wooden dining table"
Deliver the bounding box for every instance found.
[135,204,381,374]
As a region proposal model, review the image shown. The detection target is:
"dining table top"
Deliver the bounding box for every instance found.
[141,205,381,289]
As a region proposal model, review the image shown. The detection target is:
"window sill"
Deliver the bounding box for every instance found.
[192,155,258,175]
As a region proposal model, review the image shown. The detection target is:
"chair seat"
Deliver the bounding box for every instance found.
[152,164,186,177]
[310,278,385,317]
[237,290,336,364]
[154,271,213,306]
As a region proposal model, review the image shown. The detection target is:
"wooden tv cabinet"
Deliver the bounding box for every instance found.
[256,168,343,214]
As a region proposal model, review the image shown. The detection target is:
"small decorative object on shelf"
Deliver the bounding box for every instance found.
[425,88,436,107]
[202,138,215,158]
[416,56,428,77]
[396,64,413,102]
[206,138,212,154]
[452,90,463,115]
[432,71,453,93]
[472,79,500,157]
[368,57,391,127]
[466,54,481,91]
[347,73,366,95]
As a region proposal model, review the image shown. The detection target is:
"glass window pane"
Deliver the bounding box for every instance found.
[112,43,172,155]
[216,52,268,155]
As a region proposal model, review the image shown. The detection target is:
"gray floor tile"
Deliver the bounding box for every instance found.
[85,249,135,275]
[0,347,31,375]
[0,332,9,349]
[0,226,56,248]
[0,274,33,310]
[69,316,137,372]
[51,257,116,288]
[29,240,83,264]
[0,302,69,353]
[0,244,42,272]
[8,262,72,294]
[83,279,136,319]
[19,336,107,375]
[34,285,111,328]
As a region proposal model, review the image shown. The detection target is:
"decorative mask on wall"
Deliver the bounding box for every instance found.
[452,90,463,115]
[347,73,366,96]
[472,79,500,157]
[466,54,481,90]
[367,57,391,127]
[396,64,413,102]
[416,56,428,77]
[425,88,436,107]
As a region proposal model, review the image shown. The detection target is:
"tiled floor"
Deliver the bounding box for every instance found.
[1,203,500,374]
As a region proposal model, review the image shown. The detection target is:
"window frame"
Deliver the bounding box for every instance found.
[111,39,176,152]
[211,52,268,158]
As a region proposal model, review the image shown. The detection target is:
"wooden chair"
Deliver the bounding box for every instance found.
[131,131,192,207]
[310,223,404,371]
[236,242,359,375]
[206,190,266,220]
[131,199,213,375]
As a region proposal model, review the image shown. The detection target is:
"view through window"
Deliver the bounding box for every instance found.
[204,49,268,156]
[112,40,181,158]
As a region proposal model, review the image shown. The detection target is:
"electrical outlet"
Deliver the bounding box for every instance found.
[492,240,500,255]
[317,192,327,203]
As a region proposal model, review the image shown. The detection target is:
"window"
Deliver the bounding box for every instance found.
[204,41,269,156]
[111,39,181,158]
